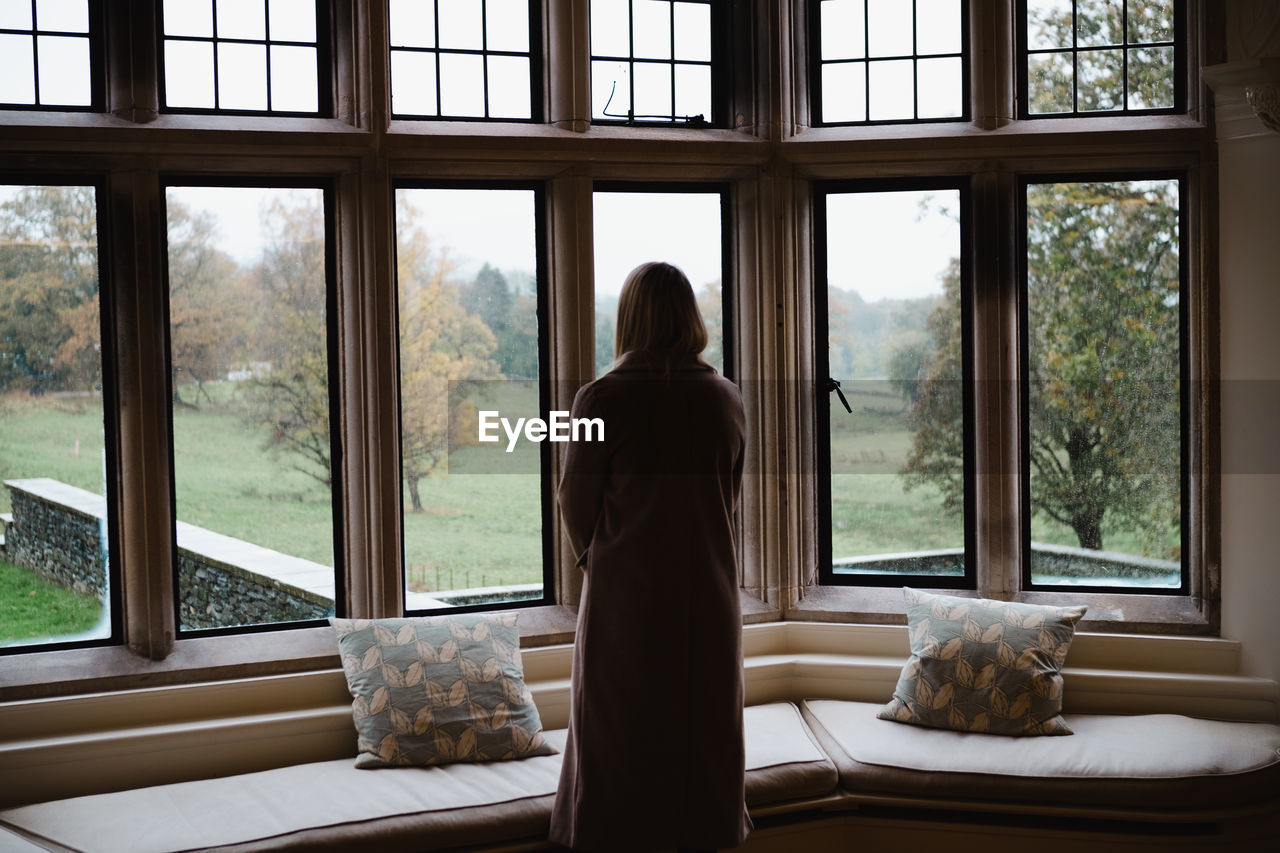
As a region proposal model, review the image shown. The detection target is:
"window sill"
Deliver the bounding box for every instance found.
[0,604,580,701]
[789,584,1215,636]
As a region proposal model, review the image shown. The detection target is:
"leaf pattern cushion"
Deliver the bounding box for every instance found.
[878,588,1087,736]
[331,613,557,767]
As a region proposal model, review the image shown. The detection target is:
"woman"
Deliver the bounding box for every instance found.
[549,262,751,852]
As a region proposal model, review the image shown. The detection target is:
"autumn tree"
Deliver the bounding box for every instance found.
[0,185,100,393]
[397,199,500,512]
[900,182,1181,556]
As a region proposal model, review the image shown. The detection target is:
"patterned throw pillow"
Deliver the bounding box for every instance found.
[331,613,556,767]
[878,588,1087,736]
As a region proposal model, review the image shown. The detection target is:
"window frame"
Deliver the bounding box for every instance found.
[0,174,123,655]
[158,175,346,638]
[588,0,732,128]
[1015,0,1187,119]
[813,177,977,591]
[156,0,333,117]
[391,178,556,617]
[808,0,973,127]
[0,0,1223,699]
[0,0,106,112]
[388,0,545,123]
[1017,170,1190,597]
[590,179,735,379]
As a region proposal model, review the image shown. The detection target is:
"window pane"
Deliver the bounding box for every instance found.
[35,0,87,32]
[1129,0,1174,43]
[437,0,482,50]
[674,62,710,121]
[389,0,436,48]
[270,45,318,112]
[165,186,337,631]
[592,58,631,118]
[268,0,316,42]
[438,51,484,116]
[487,0,529,52]
[217,0,266,41]
[1077,48,1123,111]
[916,0,961,55]
[0,185,113,649]
[591,0,630,57]
[165,40,216,109]
[822,61,866,123]
[36,35,91,106]
[0,0,33,29]
[391,50,438,115]
[672,2,709,61]
[632,0,671,60]
[1077,0,1123,47]
[163,0,213,38]
[488,55,531,118]
[917,56,962,118]
[821,0,865,61]
[633,61,672,118]
[1027,0,1072,51]
[825,190,964,578]
[1127,45,1175,110]
[217,42,268,110]
[593,191,724,376]
[1027,51,1073,114]
[0,35,36,104]
[868,58,914,121]
[867,0,913,58]
[394,188,543,611]
[1026,180,1181,588]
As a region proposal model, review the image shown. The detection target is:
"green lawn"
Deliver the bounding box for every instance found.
[2,381,1171,605]
[2,387,544,596]
[0,557,102,645]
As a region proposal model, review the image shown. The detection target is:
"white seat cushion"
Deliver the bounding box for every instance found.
[801,699,1280,814]
[0,702,838,852]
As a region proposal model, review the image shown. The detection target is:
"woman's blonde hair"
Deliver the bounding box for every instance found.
[613,261,708,360]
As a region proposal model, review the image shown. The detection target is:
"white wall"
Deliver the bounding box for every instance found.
[1216,0,1280,684]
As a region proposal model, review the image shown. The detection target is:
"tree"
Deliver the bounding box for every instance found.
[460,263,538,379]
[242,196,332,485]
[696,279,723,370]
[0,185,100,393]
[397,200,500,511]
[902,182,1181,556]
[165,201,252,404]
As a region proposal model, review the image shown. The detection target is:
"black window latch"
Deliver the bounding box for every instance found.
[825,377,852,414]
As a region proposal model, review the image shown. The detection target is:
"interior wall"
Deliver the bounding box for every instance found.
[1216,0,1280,684]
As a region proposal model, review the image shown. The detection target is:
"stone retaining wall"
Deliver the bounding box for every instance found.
[3,479,335,628]
[3,480,107,598]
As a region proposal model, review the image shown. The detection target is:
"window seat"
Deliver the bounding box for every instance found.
[3,699,1276,852]
[0,702,838,853]
[1,623,1278,851]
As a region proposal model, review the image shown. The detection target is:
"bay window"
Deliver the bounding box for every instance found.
[0,0,1218,692]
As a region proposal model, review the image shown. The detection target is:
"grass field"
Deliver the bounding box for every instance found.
[0,557,102,644]
[2,380,1173,610]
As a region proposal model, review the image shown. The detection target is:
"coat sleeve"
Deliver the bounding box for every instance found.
[557,383,608,569]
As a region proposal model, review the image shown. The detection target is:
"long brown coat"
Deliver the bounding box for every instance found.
[549,352,751,852]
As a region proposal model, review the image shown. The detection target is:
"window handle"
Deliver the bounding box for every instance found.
[826,377,853,414]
